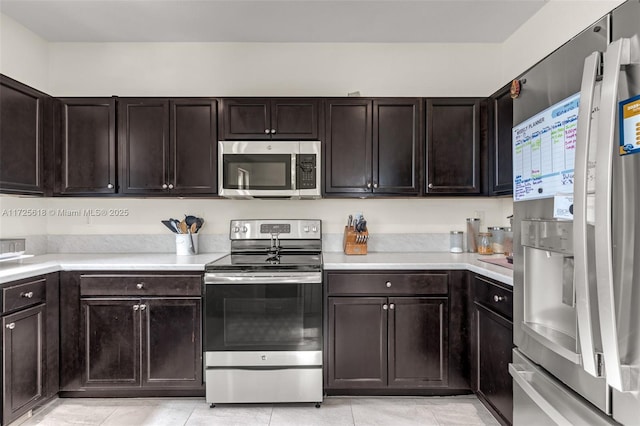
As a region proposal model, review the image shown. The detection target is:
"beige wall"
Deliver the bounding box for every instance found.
[0,196,513,238]
[0,14,49,91]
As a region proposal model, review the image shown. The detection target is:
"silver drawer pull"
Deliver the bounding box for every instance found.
[493,295,505,302]
[21,291,34,298]
[385,281,392,288]
[133,304,140,311]
[383,304,388,310]
[389,303,395,310]
[140,304,147,311]
[136,283,145,290]
[6,323,15,330]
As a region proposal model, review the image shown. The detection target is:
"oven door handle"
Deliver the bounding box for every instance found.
[205,272,322,285]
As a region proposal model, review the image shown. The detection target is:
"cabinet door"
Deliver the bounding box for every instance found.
[220,99,270,140]
[325,99,373,194]
[170,99,217,194]
[490,86,514,195]
[0,75,45,195]
[118,99,169,194]
[426,98,482,194]
[141,298,202,388]
[476,303,513,425]
[271,99,319,139]
[81,299,140,387]
[57,98,116,194]
[373,99,422,194]
[2,304,44,425]
[388,297,448,388]
[327,297,387,388]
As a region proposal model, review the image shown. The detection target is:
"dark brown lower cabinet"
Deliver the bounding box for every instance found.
[60,272,203,396]
[472,275,513,425]
[2,305,44,425]
[325,270,469,395]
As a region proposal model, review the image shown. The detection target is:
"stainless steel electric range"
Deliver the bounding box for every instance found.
[203,219,323,407]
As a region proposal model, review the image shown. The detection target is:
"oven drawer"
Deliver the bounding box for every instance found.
[474,275,513,320]
[327,272,448,296]
[2,277,46,313]
[80,274,201,297]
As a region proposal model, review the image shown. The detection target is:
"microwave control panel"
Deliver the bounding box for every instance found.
[297,154,317,189]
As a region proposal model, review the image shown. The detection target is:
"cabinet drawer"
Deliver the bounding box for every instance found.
[2,277,46,313]
[474,275,513,320]
[327,272,448,296]
[80,274,202,297]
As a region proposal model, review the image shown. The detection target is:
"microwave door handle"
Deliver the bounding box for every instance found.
[292,153,297,190]
[595,37,639,392]
[574,51,601,377]
[237,168,249,189]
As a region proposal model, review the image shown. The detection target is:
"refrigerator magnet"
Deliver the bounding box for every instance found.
[619,94,640,156]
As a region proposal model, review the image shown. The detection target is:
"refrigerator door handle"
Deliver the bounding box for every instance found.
[595,37,639,393]
[509,363,574,426]
[573,51,602,378]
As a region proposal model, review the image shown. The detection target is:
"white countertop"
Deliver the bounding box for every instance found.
[323,252,513,286]
[0,251,513,287]
[0,253,228,284]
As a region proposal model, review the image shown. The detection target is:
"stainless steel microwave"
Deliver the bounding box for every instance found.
[218,141,321,199]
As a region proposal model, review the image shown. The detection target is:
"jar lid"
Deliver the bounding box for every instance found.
[488,226,505,230]
[478,232,492,236]
[466,218,480,222]
[504,227,512,232]
[450,231,463,234]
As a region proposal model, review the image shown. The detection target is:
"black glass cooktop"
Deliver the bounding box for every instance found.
[205,253,322,272]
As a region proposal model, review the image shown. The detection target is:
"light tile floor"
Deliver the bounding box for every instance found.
[17,395,501,426]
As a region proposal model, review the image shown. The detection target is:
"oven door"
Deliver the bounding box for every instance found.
[218,141,297,198]
[204,272,322,352]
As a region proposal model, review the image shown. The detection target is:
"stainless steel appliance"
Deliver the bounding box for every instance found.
[218,141,321,199]
[511,1,640,424]
[203,219,323,406]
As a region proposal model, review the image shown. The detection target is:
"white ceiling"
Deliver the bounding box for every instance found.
[0,0,547,43]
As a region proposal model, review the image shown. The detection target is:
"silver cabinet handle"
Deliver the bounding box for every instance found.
[382,304,388,310]
[373,183,378,188]
[140,304,147,311]
[6,323,15,330]
[133,304,139,311]
[428,183,433,189]
[389,303,395,310]
[264,129,270,134]
[136,283,144,289]
[107,183,114,189]
[21,291,34,298]
[270,129,276,134]
[162,184,168,189]
[385,281,391,288]
[493,295,504,302]
[168,183,174,189]
[367,182,371,188]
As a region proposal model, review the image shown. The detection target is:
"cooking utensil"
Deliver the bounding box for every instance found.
[185,215,198,227]
[161,220,177,233]
[195,217,204,232]
[170,218,181,233]
[188,227,195,254]
[190,223,197,233]
[179,220,188,234]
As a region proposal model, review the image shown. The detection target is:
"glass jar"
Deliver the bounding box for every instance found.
[449,231,463,253]
[477,232,493,255]
[488,226,505,254]
[503,227,513,256]
[466,218,480,252]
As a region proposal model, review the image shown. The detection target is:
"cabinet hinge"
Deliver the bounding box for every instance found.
[595,352,605,377]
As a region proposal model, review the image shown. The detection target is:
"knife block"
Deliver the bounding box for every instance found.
[343,226,368,255]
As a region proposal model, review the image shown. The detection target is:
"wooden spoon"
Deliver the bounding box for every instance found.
[179,220,188,234]
[190,223,197,234]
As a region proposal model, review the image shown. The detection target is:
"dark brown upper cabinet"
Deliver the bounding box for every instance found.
[0,75,47,195]
[118,98,217,195]
[56,98,116,195]
[426,98,484,194]
[489,85,514,196]
[325,98,421,196]
[219,98,319,140]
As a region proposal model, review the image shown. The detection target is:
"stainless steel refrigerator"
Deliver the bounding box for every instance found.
[510,1,640,424]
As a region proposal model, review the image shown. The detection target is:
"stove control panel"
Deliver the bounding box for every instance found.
[230,219,321,240]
